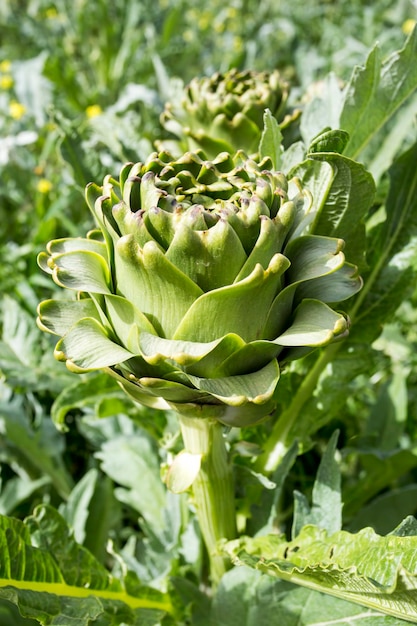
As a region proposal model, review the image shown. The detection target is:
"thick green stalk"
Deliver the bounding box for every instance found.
[178,414,236,584]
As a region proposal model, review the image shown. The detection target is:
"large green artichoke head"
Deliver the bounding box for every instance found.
[160,69,291,159]
[38,150,361,426]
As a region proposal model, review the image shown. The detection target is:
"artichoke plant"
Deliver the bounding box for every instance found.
[38,149,360,429]
[159,69,296,158]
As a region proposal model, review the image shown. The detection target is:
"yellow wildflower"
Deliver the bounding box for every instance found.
[402,19,416,35]
[0,60,11,73]
[37,179,53,194]
[182,30,194,43]
[9,101,26,120]
[45,7,58,18]
[86,104,102,119]
[0,75,13,90]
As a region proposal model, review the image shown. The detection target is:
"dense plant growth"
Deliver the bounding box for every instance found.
[1,1,417,624]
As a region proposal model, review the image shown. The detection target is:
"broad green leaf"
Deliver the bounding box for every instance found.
[223,520,417,622]
[292,431,342,537]
[59,469,118,562]
[0,396,73,499]
[53,108,102,190]
[349,140,417,342]
[211,566,402,626]
[367,92,417,183]
[248,441,299,537]
[259,109,283,170]
[290,154,375,269]
[308,129,349,155]
[95,429,166,532]
[341,28,417,159]
[363,369,408,452]
[308,153,375,268]
[50,373,124,431]
[0,505,173,626]
[0,296,71,393]
[342,448,417,521]
[300,73,344,146]
[349,486,417,536]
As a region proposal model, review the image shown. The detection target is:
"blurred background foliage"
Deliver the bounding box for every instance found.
[1,1,417,622]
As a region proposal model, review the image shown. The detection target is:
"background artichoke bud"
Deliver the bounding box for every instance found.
[38,150,361,427]
[159,69,297,159]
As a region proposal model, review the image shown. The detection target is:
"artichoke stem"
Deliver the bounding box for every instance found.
[178,414,236,584]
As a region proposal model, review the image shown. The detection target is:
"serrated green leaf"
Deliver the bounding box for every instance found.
[95,430,166,532]
[308,129,350,155]
[290,154,375,269]
[211,566,402,626]
[259,109,283,170]
[292,431,342,537]
[349,140,417,342]
[0,506,173,625]
[223,520,417,622]
[341,28,417,159]
[50,373,123,431]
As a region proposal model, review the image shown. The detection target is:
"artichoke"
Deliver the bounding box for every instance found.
[160,69,295,158]
[37,150,361,427]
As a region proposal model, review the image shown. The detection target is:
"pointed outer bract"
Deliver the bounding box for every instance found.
[213,112,261,152]
[139,170,169,211]
[285,184,314,241]
[37,298,100,336]
[37,251,54,274]
[263,283,298,341]
[138,331,248,376]
[173,254,290,344]
[223,194,271,253]
[295,262,363,304]
[106,367,172,410]
[48,249,112,294]
[55,318,135,371]
[103,294,157,353]
[143,206,176,250]
[235,207,294,282]
[263,236,351,340]
[169,396,278,427]
[111,201,153,248]
[275,299,349,347]
[136,377,208,403]
[119,161,135,193]
[165,217,248,290]
[114,237,203,338]
[186,131,234,161]
[37,237,108,274]
[185,359,280,408]
[47,237,109,258]
[210,340,283,377]
[284,235,345,284]
[166,451,203,494]
[85,183,121,241]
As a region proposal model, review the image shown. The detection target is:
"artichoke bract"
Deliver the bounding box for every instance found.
[160,69,293,158]
[37,150,361,427]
